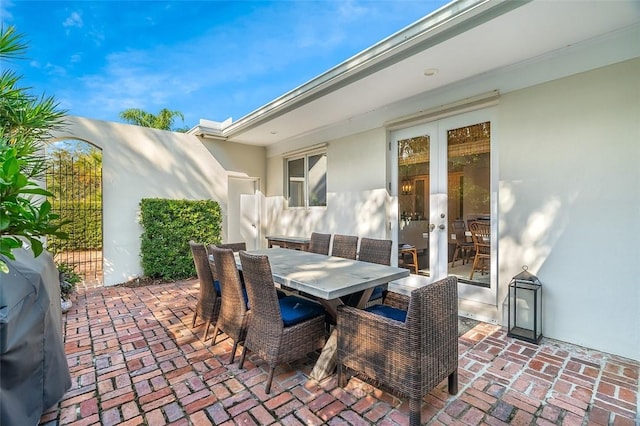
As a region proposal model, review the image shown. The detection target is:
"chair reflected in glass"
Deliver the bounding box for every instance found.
[450,219,474,267]
[468,221,491,280]
[189,241,221,341]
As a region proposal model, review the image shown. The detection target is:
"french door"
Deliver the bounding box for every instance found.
[391,109,497,316]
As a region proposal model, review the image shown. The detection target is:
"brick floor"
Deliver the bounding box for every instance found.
[40,279,639,425]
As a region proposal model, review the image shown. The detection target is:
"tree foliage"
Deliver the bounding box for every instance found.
[0,25,68,272]
[119,108,186,131]
[46,142,103,252]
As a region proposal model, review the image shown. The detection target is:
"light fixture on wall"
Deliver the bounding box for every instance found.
[401,179,413,195]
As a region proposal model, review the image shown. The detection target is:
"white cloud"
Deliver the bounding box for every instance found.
[63,11,83,28]
[44,63,67,77]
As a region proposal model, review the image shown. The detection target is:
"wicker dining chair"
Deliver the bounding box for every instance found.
[189,241,221,341]
[238,251,327,393]
[217,242,246,252]
[331,234,358,259]
[207,242,246,279]
[450,219,474,267]
[308,232,331,255]
[337,276,459,426]
[468,221,491,280]
[343,237,392,307]
[209,246,249,363]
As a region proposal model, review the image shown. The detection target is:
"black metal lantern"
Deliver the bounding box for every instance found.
[507,266,542,344]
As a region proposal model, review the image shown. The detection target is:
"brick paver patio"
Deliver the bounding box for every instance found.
[39,279,638,425]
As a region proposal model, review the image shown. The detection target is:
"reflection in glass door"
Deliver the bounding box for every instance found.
[446,122,491,286]
[398,135,432,276]
[394,120,492,287]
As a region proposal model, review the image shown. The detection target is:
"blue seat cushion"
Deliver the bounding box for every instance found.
[279,296,325,327]
[369,285,386,301]
[365,304,407,322]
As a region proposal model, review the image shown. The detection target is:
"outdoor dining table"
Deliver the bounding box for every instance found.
[234,247,410,381]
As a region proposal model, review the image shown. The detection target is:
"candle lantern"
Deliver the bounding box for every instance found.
[507,266,542,344]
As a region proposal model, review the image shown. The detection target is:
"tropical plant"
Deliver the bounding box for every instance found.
[119,108,186,131]
[0,25,68,273]
[57,261,81,301]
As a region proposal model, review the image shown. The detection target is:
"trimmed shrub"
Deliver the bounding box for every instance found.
[49,200,102,251]
[139,198,221,280]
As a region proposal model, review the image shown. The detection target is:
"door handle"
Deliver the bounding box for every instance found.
[429,223,436,232]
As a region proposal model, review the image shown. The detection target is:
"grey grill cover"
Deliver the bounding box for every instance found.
[0,248,71,426]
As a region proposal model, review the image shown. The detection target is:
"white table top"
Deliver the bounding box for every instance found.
[235,248,410,300]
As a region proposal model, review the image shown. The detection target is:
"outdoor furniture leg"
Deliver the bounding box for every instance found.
[230,341,239,364]
[192,312,197,328]
[337,363,346,387]
[204,322,211,341]
[211,323,220,345]
[448,371,458,394]
[238,346,248,368]
[265,367,275,393]
[310,330,337,381]
[311,289,376,381]
[409,398,421,426]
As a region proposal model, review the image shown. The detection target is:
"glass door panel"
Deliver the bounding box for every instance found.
[446,122,491,285]
[397,133,434,277]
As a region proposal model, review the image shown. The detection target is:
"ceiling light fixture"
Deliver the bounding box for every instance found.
[423,68,438,76]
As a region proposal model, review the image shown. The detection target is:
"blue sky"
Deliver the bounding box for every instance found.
[3,1,448,129]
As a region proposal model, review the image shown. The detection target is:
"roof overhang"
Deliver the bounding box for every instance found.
[189,0,640,147]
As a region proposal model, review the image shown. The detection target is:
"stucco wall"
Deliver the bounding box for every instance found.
[51,117,264,286]
[265,128,390,240]
[262,59,639,360]
[497,58,640,360]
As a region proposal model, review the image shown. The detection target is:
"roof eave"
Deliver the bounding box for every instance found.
[217,0,527,138]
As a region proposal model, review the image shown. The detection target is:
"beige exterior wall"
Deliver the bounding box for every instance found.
[51,117,264,286]
[496,58,640,360]
[264,128,390,240]
[263,59,640,360]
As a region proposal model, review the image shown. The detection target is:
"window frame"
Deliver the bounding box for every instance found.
[285,148,327,209]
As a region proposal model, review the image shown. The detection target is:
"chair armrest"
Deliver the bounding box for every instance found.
[337,305,408,349]
[383,291,409,310]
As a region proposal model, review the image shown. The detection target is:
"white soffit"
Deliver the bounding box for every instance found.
[213,0,640,146]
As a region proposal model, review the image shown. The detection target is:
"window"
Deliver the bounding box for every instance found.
[286,150,326,208]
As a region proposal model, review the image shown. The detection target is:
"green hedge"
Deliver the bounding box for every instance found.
[49,200,102,251]
[139,198,222,280]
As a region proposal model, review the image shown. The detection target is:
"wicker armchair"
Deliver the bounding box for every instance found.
[337,276,459,426]
[238,251,327,393]
[189,241,221,341]
[209,246,249,363]
[331,234,359,259]
[308,232,331,255]
[343,237,392,307]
